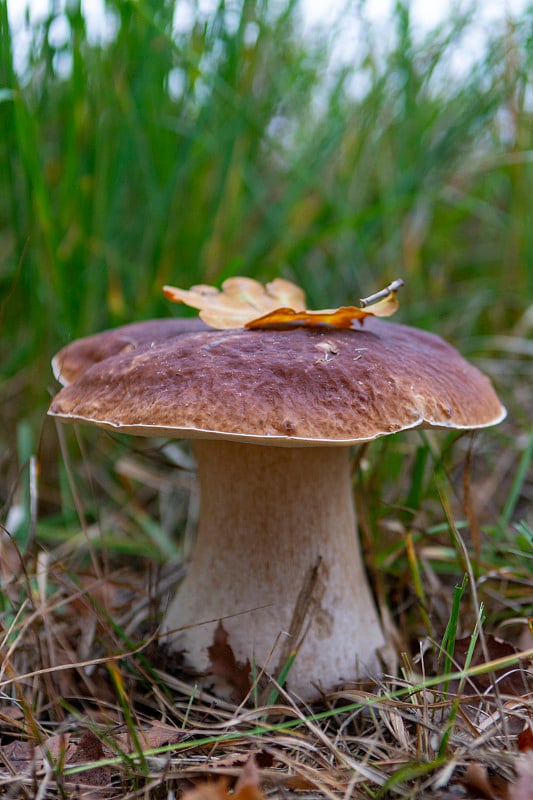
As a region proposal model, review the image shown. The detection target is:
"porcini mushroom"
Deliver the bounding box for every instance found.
[52,317,207,386]
[48,282,505,701]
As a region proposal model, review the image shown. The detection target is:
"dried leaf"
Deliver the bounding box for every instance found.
[67,730,105,764]
[2,739,41,772]
[66,730,113,790]
[207,621,251,703]
[163,277,401,330]
[181,755,266,800]
[461,762,508,799]
[113,720,184,752]
[453,635,528,697]
[163,277,305,329]
[284,775,318,790]
[180,781,233,800]
[1,734,74,775]
[517,725,533,753]
[246,293,400,330]
[0,703,25,730]
[233,754,264,800]
[206,751,273,771]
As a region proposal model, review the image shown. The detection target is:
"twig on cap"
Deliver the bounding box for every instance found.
[360,278,404,308]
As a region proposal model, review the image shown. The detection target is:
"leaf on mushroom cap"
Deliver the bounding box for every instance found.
[163,277,306,329]
[163,277,402,330]
[245,293,399,330]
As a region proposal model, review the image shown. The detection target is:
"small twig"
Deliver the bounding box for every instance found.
[360,279,404,308]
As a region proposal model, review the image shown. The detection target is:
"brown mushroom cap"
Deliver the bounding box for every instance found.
[52,317,208,386]
[48,318,505,446]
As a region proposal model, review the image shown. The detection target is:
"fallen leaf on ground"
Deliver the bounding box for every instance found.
[517,725,533,753]
[1,738,39,772]
[284,775,319,790]
[1,733,73,773]
[203,751,273,771]
[179,781,233,800]
[112,719,184,752]
[66,729,113,791]
[181,754,265,800]
[207,621,251,703]
[461,762,509,799]
[0,703,25,731]
[453,634,528,696]
[234,753,265,800]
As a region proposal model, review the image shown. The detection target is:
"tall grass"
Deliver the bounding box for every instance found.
[2,2,532,353]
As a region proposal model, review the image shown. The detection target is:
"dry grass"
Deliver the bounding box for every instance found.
[1,414,531,799]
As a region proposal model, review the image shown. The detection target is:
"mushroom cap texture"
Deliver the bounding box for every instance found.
[52,317,208,386]
[48,318,506,446]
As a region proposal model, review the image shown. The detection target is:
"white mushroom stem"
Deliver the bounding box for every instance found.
[163,440,385,701]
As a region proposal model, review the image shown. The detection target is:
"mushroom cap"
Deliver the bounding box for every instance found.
[52,317,208,386]
[48,318,506,446]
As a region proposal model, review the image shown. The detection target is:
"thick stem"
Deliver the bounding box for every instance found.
[163,440,384,700]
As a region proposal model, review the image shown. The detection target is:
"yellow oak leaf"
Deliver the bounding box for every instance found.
[163,277,305,328]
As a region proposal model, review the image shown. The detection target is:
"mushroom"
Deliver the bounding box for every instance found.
[48,309,505,701]
[52,317,207,386]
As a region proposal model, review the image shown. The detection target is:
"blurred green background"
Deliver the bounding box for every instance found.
[1,0,532,540]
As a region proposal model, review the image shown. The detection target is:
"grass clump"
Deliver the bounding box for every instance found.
[1,0,532,797]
